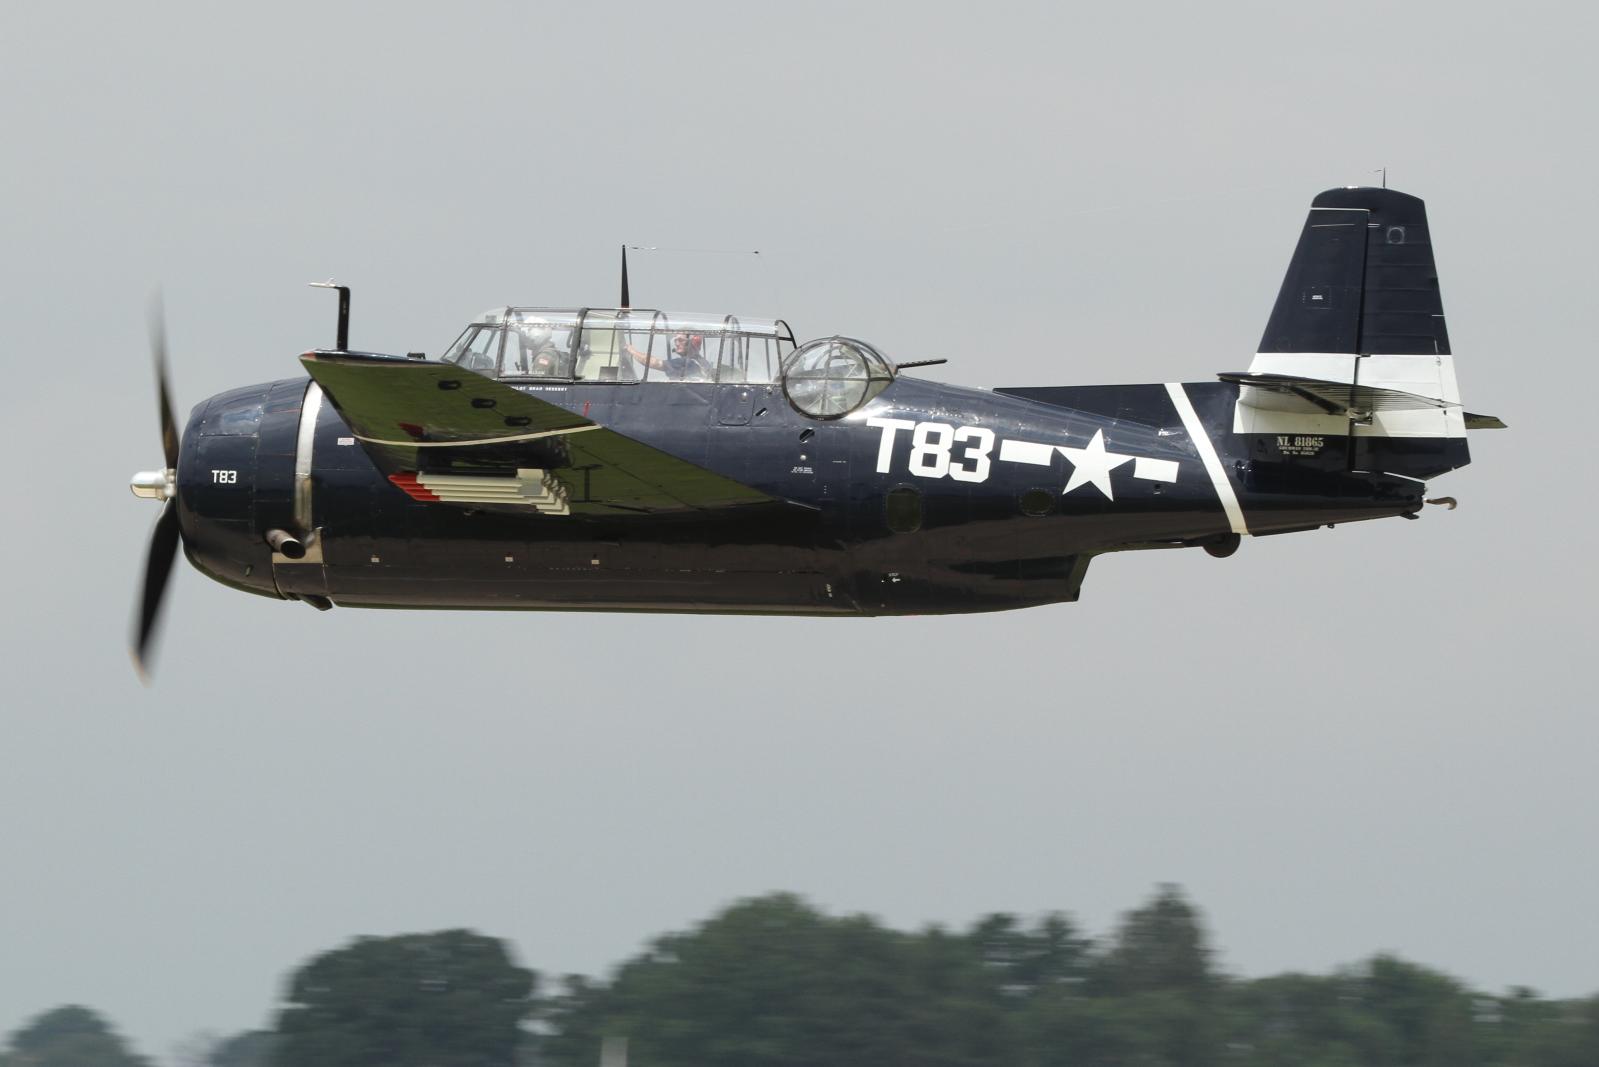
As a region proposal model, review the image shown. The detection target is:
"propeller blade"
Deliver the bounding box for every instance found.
[149,294,180,469]
[132,499,181,681]
[620,245,630,309]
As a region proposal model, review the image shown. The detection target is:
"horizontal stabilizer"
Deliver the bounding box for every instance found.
[1464,411,1507,430]
[1220,371,1451,419]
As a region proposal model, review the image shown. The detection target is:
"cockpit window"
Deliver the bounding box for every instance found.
[713,318,780,384]
[782,337,894,419]
[441,325,503,373]
[637,324,714,382]
[441,309,798,385]
[501,311,577,379]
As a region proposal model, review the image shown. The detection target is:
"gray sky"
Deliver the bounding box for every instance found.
[3,1,1595,1059]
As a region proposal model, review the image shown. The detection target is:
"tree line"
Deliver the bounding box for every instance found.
[6,885,1597,1066]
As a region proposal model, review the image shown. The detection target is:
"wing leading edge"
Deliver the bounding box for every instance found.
[301,352,784,516]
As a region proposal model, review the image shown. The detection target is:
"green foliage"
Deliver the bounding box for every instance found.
[1360,954,1479,1067]
[271,928,536,1067]
[540,893,1008,1067]
[205,1031,277,1067]
[534,885,1599,1067]
[1020,883,1221,1067]
[1222,971,1404,1066]
[0,1005,150,1067]
[966,911,1093,1001]
[1096,883,1214,999]
[1514,995,1599,1067]
[18,886,1598,1067]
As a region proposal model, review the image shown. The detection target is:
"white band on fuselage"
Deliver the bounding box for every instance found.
[294,381,324,532]
[1165,383,1249,536]
[1237,351,1467,441]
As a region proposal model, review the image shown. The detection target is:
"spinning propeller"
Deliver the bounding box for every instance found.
[128,298,182,681]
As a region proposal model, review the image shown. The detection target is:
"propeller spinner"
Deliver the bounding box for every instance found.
[129,298,182,681]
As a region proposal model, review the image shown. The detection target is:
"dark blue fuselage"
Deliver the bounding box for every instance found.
[176,373,1422,615]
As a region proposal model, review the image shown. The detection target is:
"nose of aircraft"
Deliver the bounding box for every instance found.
[129,332,305,678]
[174,380,303,599]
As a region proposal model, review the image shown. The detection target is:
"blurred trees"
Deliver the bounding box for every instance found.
[10,888,1599,1066]
[204,1031,277,1067]
[1050,882,1219,1067]
[541,893,1009,1067]
[271,929,537,1067]
[0,1006,150,1067]
[534,887,1599,1067]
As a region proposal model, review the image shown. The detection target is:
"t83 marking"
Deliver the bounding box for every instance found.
[870,418,1178,499]
[868,418,993,483]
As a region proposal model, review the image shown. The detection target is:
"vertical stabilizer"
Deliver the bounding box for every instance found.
[1260,187,1450,357]
[1239,187,1469,478]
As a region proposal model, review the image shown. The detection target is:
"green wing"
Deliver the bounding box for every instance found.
[302,352,780,517]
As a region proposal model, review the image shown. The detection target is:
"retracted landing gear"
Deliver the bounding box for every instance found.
[1203,533,1241,559]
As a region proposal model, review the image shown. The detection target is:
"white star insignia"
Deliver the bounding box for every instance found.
[1057,430,1135,500]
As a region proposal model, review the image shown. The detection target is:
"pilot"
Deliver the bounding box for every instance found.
[517,318,568,377]
[623,331,712,381]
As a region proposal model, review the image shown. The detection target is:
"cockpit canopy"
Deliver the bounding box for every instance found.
[440,308,898,418]
[442,308,797,385]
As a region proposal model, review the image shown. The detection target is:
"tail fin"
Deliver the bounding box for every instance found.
[1234,187,1486,479]
[1260,187,1450,357]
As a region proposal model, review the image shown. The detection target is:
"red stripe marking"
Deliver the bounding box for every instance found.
[388,472,440,501]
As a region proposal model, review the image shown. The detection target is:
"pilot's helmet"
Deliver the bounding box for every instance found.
[672,332,704,357]
[520,317,553,349]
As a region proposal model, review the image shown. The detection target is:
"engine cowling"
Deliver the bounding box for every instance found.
[176,378,310,599]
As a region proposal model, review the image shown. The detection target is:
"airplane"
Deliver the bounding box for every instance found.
[130,186,1501,676]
